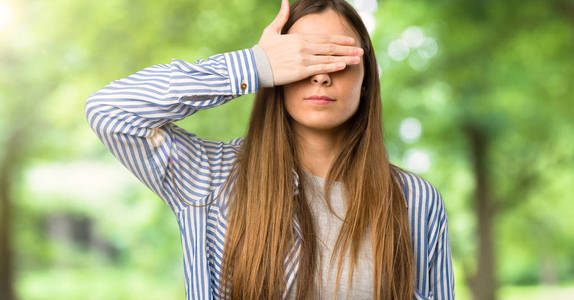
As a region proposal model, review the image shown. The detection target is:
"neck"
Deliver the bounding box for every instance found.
[294,124,345,179]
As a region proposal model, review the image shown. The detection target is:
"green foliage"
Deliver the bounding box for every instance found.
[2,0,573,298]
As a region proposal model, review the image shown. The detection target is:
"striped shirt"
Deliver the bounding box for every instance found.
[84,47,454,300]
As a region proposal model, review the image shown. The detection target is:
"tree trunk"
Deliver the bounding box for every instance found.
[0,129,26,300]
[0,165,16,300]
[465,123,497,300]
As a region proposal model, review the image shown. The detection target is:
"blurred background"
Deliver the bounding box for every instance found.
[1,0,573,299]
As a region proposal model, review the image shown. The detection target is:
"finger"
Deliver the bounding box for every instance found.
[302,55,361,66]
[305,43,364,56]
[303,33,357,46]
[269,0,290,33]
[305,62,347,75]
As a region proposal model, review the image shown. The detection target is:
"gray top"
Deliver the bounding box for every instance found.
[287,169,374,299]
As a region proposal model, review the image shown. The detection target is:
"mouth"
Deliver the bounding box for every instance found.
[304,95,336,101]
[304,95,336,104]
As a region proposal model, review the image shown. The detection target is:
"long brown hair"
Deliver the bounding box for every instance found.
[218,0,414,299]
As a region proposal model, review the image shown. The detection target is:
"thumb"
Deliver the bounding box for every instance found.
[268,0,290,33]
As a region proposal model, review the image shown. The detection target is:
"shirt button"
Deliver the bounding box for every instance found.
[240,81,247,90]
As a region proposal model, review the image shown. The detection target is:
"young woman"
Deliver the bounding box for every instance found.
[85,0,454,299]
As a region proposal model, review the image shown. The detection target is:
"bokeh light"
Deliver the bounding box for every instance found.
[402,26,425,48]
[0,1,13,31]
[417,37,439,59]
[387,26,439,68]
[403,149,431,173]
[388,39,410,61]
[399,117,422,143]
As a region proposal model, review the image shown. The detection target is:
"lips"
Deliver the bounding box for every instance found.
[304,95,335,101]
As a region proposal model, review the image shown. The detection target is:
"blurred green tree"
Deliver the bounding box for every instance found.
[377,0,574,299]
[1,1,573,300]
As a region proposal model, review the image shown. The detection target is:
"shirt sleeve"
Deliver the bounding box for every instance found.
[428,192,455,300]
[84,48,258,213]
[251,44,274,87]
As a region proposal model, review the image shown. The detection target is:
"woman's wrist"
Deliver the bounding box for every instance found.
[252,44,275,87]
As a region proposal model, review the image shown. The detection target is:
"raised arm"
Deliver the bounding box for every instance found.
[84,49,259,213]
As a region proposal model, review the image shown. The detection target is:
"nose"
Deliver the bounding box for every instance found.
[310,73,331,86]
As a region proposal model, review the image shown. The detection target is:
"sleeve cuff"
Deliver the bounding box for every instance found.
[223,48,259,95]
[251,44,275,88]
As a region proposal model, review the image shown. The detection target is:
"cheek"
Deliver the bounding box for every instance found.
[283,83,305,112]
[340,77,363,104]
[337,64,363,92]
[283,87,297,115]
[283,81,299,100]
[339,80,363,117]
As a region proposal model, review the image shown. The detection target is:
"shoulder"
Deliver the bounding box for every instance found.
[228,136,244,148]
[392,166,448,228]
[226,136,245,155]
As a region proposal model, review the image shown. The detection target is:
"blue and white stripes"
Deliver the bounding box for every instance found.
[85,48,454,300]
[398,171,455,300]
